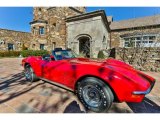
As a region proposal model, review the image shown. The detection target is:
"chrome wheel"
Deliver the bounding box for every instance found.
[82,85,102,108]
[77,77,114,112]
[25,66,33,81]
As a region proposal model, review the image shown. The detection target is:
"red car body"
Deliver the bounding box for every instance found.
[22,54,155,103]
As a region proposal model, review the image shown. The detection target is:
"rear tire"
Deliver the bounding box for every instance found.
[24,65,39,82]
[76,77,114,113]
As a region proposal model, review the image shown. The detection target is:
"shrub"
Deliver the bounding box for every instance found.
[97,50,105,59]
[0,51,21,57]
[20,50,49,57]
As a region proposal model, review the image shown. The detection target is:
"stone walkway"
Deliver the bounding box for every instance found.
[0,58,160,113]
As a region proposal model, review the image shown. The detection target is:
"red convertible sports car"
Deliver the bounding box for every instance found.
[22,48,155,112]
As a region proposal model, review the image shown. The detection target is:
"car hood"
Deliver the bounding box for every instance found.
[68,57,133,69]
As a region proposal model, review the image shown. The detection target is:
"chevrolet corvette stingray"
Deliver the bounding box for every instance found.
[22,48,155,112]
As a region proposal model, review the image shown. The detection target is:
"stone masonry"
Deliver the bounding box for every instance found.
[0,29,31,51]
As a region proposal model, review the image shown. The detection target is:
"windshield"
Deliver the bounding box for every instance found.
[52,50,76,60]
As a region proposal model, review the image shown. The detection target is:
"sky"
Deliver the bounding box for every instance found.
[0,7,160,32]
[0,7,33,32]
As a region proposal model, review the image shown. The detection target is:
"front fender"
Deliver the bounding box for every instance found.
[74,64,148,103]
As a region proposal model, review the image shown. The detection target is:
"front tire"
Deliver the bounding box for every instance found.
[24,65,38,82]
[76,77,114,113]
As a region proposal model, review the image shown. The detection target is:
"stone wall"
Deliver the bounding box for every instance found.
[30,7,86,51]
[109,47,160,72]
[0,29,31,51]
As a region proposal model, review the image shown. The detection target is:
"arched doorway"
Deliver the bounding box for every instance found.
[78,36,90,58]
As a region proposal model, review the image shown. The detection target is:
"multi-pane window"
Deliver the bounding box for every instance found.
[123,35,158,48]
[39,27,45,35]
[40,44,45,50]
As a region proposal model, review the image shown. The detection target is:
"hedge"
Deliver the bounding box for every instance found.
[20,50,49,57]
[0,51,20,57]
[0,50,49,57]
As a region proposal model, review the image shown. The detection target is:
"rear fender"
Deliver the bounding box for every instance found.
[23,58,41,77]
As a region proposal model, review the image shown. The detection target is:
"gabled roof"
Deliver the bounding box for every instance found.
[69,7,84,14]
[110,14,160,30]
[65,10,110,32]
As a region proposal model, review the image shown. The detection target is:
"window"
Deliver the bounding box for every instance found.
[149,41,153,43]
[32,44,35,48]
[52,42,56,50]
[33,27,36,34]
[8,43,14,51]
[124,38,135,47]
[53,23,56,27]
[143,36,148,40]
[149,36,155,40]
[39,27,45,35]
[40,44,45,50]
[123,35,157,48]
[103,36,106,43]
[136,37,141,40]
[39,8,42,11]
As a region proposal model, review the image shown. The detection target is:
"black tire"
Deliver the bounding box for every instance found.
[76,77,114,113]
[24,65,39,82]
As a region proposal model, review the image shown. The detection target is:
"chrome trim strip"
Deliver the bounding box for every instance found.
[133,87,151,95]
[39,77,74,92]
[133,80,155,95]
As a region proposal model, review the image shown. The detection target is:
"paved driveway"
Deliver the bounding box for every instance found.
[0,58,160,113]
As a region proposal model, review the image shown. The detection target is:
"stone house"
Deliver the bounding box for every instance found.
[27,8,112,58]
[0,7,160,60]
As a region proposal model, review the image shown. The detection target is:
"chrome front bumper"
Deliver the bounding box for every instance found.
[133,80,155,95]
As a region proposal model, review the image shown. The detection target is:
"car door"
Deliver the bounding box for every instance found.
[42,60,74,87]
[30,57,48,77]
